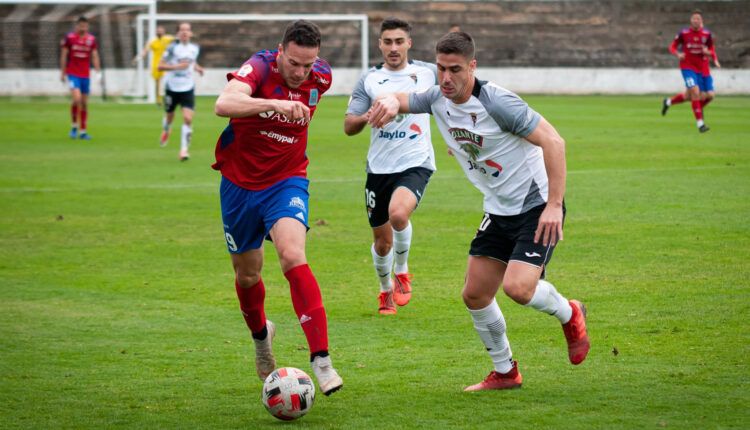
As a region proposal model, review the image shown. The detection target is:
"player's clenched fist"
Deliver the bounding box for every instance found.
[368,94,400,128]
[274,100,310,122]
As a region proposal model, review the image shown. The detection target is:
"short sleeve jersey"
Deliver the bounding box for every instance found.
[409,78,545,216]
[671,27,714,74]
[212,50,333,191]
[346,60,437,174]
[61,32,97,78]
[161,41,200,92]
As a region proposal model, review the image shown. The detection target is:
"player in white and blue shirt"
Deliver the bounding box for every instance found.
[368,31,590,390]
[344,18,437,315]
[158,22,204,161]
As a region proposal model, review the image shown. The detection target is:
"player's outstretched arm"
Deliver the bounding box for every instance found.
[214,79,310,122]
[132,43,150,65]
[525,117,566,247]
[368,93,410,128]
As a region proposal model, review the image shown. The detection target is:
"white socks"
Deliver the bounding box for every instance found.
[371,244,393,292]
[181,124,192,151]
[393,221,412,274]
[468,299,514,374]
[525,279,573,324]
[697,119,705,128]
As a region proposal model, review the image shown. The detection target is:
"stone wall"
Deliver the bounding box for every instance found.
[1,1,749,69]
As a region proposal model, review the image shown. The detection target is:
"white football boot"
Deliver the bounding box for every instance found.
[311,355,343,396]
[254,320,276,380]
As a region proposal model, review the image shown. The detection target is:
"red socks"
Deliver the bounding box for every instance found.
[285,264,329,356]
[71,104,78,124]
[80,109,88,130]
[691,100,703,121]
[235,279,267,336]
[701,98,712,108]
[670,93,686,105]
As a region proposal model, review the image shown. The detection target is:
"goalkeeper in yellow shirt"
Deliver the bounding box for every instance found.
[133,25,174,105]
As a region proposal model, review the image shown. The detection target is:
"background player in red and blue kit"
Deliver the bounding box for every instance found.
[212,20,343,396]
[661,9,720,133]
[60,16,100,140]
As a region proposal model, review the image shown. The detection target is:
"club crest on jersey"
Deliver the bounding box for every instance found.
[470,113,478,127]
[237,64,253,77]
[450,128,483,161]
[449,128,483,146]
[289,196,306,211]
[309,89,318,106]
[409,73,417,84]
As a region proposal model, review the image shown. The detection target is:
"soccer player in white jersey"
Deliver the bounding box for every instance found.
[158,22,204,161]
[369,31,590,390]
[344,18,437,315]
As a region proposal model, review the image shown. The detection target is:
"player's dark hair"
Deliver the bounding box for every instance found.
[76,16,88,23]
[436,31,475,60]
[691,9,703,17]
[282,20,321,48]
[380,17,411,35]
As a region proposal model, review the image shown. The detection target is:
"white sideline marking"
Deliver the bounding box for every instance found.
[0,164,743,194]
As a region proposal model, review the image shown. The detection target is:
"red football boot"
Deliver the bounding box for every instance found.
[563,300,590,365]
[464,361,523,392]
[393,272,413,306]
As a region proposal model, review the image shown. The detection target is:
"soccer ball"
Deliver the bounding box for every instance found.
[262,367,315,421]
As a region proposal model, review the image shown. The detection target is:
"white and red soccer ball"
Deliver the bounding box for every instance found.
[262,367,315,421]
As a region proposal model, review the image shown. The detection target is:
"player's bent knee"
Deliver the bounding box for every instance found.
[373,240,392,257]
[502,279,534,305]
[277,249,307,272]
[236,272,261,289]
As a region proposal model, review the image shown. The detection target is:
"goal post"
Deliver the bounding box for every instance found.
[0,0,156,98]
[135,13,369,103]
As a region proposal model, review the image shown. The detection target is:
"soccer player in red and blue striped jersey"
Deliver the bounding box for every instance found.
[662,9,720,133]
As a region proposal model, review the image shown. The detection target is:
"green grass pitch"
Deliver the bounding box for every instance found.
[1,94,748,429]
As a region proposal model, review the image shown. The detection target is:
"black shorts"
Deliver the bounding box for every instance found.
[164,89,195,113]
[364,166,433,228]
[469,203,566,270]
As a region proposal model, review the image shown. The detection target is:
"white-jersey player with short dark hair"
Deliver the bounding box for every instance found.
[344,17,437,315]
[369,31,590,391]
[158,22,204,161]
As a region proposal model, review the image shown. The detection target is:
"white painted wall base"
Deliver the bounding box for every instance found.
[2,68,749,97]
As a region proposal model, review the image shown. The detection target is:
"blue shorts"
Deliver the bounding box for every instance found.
[67,75,90,95]
[681,69,714,92]
[220,176,310,254]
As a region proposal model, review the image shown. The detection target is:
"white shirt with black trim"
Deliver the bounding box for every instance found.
[347,60,437,174]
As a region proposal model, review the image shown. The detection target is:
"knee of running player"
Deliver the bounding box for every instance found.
[501,275,537,305]
[235,267,262,289]
[372,231,393,256]
[688,86,701,100]
[276,245,307,273]
[388,207,411,231]
[461,283,494,309]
